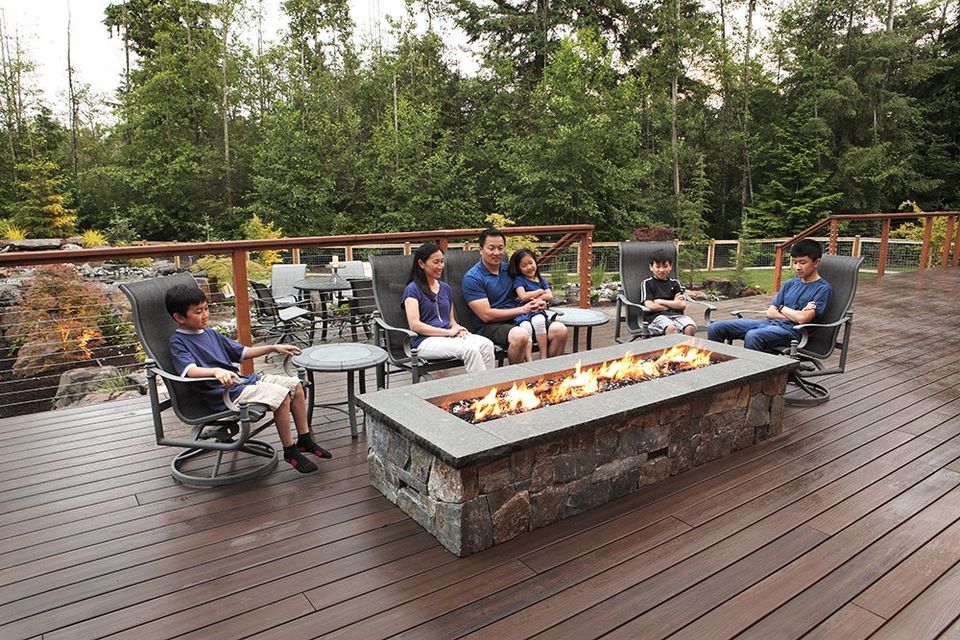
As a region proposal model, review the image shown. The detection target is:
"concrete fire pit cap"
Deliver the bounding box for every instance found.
[357,334,797,467]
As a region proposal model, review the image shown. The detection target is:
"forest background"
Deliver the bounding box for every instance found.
[0,0,957,247]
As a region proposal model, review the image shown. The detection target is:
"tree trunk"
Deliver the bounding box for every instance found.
[121,0,130,93]
[0,12,17,180]
[67,1,79,177]
[740,0,756,228]
[220,1,232,209]
[671,0,681,228]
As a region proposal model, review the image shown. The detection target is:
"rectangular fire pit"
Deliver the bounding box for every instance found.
[357,335,795,556]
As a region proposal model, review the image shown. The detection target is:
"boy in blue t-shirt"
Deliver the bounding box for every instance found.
[165,283,331,474]
[707,239,832,352]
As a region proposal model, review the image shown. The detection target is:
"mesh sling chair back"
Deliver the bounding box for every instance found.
[615,241,716,342]
[369,254,464,385]
[249,279,315,346]
[270,263,307,307]
[120,273,282,486]
[779,253,864,405]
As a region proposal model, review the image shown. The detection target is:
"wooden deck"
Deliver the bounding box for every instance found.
[2,267,960,640]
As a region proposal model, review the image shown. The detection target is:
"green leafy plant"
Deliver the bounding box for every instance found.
[96,373,131,394]
[890,201,949,267]
[485,213,538,254]
[243,214,284,267]
[81,229,109,247]
[591,264,606,288]
[2,224,27,240]
[192,255,271,288]
[550,268,570,288]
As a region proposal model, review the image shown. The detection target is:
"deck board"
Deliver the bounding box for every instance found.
[1,267,959,639]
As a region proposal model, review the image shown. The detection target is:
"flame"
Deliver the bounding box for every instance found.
[452,344,714,424]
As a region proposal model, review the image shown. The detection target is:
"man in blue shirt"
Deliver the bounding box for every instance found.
[708,238,832,352]
[462,228,568,363]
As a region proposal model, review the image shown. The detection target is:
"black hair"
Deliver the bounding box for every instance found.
[648,249,673,267]
[478,227,505,247]
[790,238,823,261]
[165,283,207,318]
[408,242,443,301]
[508,248,540,280]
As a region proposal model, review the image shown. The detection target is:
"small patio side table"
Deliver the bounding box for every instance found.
[293,343,388,439]
[550,306,610,352]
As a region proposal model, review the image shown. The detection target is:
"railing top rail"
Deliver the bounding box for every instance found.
[0,225,595,267]
[775,211,960,251]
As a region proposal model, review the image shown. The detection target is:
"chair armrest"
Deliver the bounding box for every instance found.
[793,312,853,332]
[615,294,648,311]
[372,315,418,340]
[146,362,244,413]
[730,309,766,318]
[684,297,718,324]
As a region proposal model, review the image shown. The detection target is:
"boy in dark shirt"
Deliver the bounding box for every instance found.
[708,238,832,351]
[641,250,697,336]
[165,283,331,473]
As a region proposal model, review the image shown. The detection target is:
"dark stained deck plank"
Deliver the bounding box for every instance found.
[0,268,958,640]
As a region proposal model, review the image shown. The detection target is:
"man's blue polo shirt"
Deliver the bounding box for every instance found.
[462,259,515,331]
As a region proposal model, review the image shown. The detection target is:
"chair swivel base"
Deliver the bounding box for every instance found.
[170,439,278,487]
[784,374,830,407]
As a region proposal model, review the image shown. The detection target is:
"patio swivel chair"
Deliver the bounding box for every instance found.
[369,254,465,385]
[271,263,307,307]
[249,280,316,346]
[615,241,716,342]
[779,254,864,405]
[120,273,297,486]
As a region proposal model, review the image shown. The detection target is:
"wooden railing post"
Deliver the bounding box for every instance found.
[437,238,449,252]
[232,248,254,375]
[578,231,593,308]
[829,219,838,255]
[919,216,933,270]
[345,246,354,261]
[773,246,784,291]
[403,242,411,256]
[291,248,300,264]
[878,218,890,278]
[954,215,960,267]
[706,239,715,271]
[852,235,861,257]
[942,216,954,267]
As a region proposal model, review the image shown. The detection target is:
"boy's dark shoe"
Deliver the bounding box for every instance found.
[283,445,318,473]
[297,434,333,459]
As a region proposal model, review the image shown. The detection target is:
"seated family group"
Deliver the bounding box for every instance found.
[160,232,831,477]
[403,227,570,373]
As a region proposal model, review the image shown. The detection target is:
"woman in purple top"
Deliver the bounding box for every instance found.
[402,242,495,373]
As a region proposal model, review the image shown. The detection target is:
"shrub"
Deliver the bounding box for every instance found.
[16,265,107,369]
[192,255,271,288]
[81,229,109,247]
[633,226,676,242]
[243,214,284,267]
[485,213,538,254]
[2,224,27,240]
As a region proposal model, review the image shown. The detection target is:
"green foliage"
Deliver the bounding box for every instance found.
[591,264,606,288]
[96,373,131,394]
[105,213,141,245]
[890,201,950,267]
[192,255,270,287]
[485,213,538,254]
[243,214,283,267]
[549,267,570,288]
[81,229,109,247]
[1,223,27,240]
[10,158,76,238]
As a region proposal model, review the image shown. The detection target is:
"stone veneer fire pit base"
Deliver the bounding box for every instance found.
[359,336,794,556]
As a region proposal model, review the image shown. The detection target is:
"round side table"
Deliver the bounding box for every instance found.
[550,306,610,352]
[293,343,388,439]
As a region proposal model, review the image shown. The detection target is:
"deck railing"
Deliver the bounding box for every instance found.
[772,211,960,290]
[0,226,594,397]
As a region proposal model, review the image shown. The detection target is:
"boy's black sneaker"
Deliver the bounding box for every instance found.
[297,434,333,459]
[283,445,318,473]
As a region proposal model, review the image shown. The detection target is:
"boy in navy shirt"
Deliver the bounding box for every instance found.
[165,283,331,473]
[708,238,832,352]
